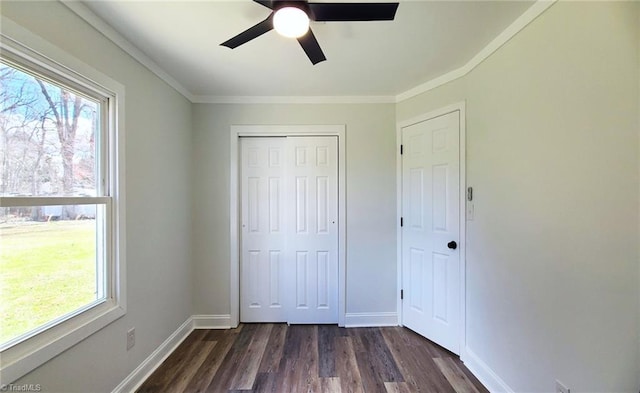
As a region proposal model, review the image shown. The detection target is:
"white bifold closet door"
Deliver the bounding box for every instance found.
[240,136,338,324]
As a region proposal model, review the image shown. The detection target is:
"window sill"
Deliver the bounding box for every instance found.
[0,301,125,384]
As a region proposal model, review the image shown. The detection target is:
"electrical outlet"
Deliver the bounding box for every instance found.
[126,327,135,350]
[556,380,570,393]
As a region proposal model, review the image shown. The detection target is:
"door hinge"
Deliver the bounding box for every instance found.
[400,290,404,300]
[400,144,404,155]
[400,217,404,227]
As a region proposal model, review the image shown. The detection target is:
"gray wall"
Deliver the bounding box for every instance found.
[398,2,640,391]
[191,104,397,316]
[1,2,193,392]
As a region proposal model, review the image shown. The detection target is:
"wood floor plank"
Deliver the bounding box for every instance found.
[452,358,489,393]
[384,382,413,393]
[184,329,239,393]
[276,357,301,392]
[293,325,320,393]
[318,324,339,378]
[137,325,487,393]
[252,372,278,393]
[229,324,273,390]
[171,339,218,393]
[352,354,386,393]
[434,357,481,393]
[350,328,388,393]
[280,324,302,361]
[258,323,287,373]
[321,377,342,393]
[273,325,304,392]
[206,323,259,393]
[351,328,404,382]
[271,325,320,393]
[336,336,364,393]
[203,329,224,341]
[381,327,455,393]
[136,330,208,393]
[400,326,455,359]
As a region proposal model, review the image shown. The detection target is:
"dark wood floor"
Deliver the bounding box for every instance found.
[137,324,488,393]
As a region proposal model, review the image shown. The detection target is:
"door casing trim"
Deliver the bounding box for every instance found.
[396,102,467,360]
[230,125,347,327]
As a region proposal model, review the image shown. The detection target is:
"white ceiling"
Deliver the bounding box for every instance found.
[78,0,536,99]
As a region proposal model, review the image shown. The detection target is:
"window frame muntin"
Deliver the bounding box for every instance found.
[0,22,126,385]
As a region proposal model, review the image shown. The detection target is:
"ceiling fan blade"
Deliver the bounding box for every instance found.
[220,16,274,49]
[253,0,275,9]
[309,2,399,22]
[297,28,326,65]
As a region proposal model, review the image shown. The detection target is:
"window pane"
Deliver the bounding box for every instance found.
[0,205,105,347]
[0,62,99,197]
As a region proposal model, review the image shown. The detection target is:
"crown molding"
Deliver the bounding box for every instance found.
[61,0,196,102]
[60,0,555,105]
[192,95,396,104]
[395,0,556,102]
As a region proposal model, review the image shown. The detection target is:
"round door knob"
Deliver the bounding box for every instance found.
[447,241,457,250]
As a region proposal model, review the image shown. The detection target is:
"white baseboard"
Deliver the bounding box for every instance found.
[111,317,193,393]
[192,314,232,329]
[462,347,514,393]
[344,312,398,328]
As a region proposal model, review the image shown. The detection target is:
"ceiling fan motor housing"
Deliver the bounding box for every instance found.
[273,1,312,16]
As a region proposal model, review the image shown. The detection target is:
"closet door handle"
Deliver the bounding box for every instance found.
[447,241,457,250]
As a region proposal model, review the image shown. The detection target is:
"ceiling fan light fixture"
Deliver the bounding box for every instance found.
[273,7,310,38]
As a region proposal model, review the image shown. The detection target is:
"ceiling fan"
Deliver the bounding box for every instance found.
[221,0,399,65]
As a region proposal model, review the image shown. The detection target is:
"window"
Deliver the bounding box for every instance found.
[0,32,125,383]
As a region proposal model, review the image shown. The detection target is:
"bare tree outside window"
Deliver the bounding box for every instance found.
[0,63,98,220]
[0,61,102,346]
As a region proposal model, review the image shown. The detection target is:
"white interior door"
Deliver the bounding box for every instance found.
[286,136,338,324]
[240,136,338,323]
[240,137,287,322]
[401,111,460,354]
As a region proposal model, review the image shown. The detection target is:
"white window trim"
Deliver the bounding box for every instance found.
[0,17,126,384]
